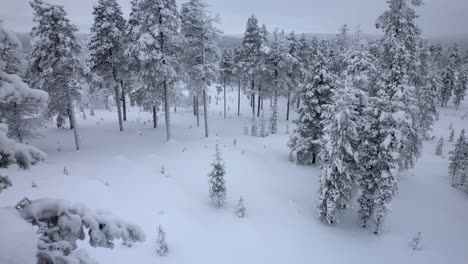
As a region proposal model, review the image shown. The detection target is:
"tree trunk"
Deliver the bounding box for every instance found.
[67,108,74,130]
[164,80,171,141]
[257,84,261,117]
[153,105,158,128]
[203,88,209,138]
[121,80,127,121]
[174,93,177,113]
[223,77,227,119]
[286,90,290,121]
[237,78,241,116]
[196,95,200,127]
[114,84,124,131]
[66,89,80,150]
[251,79,255,116]
[193,95,196,115]
[296,96,300,109]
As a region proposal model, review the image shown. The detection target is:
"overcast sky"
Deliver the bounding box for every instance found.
[0,0,467,37]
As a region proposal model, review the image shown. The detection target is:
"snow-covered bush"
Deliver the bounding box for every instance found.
[409,232,422,251]
[235,196,246,218]
[19,198,145,264]
[156,225,168,256]
[208,144,226,207]
[0,175,12,193]
[259,112,268,137]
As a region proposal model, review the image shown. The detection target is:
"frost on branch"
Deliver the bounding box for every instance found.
[19,198,145,264]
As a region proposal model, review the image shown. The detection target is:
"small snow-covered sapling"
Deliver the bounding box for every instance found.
[63,166,70,175]
[435,137,444,156]
[208,144,227,207]
[156,225,168,256]
[233,139,237,146]
[32,181,38,188]
[449,129,455,143]
[235,196,246,218]
[409,232,422,250]
[161,166,169,177]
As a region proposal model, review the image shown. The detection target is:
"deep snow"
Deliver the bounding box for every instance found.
[1,89,468,264]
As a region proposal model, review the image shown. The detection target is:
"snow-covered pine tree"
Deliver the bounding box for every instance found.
[220,49,235,119]
[448,129,468,187]
[289,40,334,165]
[235,196,246,218]
[88,0,126,131]
[0,175,12,193]
[452,47,467,109]
[0,21,47,143]
[0,37,48,169]
[266,29,289,134]
[415,40,438,139]
[181,0,221,138]
[317,86,363,224]
[28,0,83,150]
[376,0,424,172]
[239,15,266,117]
[259,111,268,137]
[435,137,444,156]
[156,225,168,256]
[360,0,424,234]
[208,144,226,207]
[440,44,460,107]
[126,0,182,141]
[449,129,455,143]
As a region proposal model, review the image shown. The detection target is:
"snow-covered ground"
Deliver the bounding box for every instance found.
[1,89,468,264]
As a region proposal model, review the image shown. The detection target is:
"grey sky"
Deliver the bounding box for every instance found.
[0,0,467,37]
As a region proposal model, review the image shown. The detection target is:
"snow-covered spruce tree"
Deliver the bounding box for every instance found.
[0,57,47,169]
[440,44,460,107]
[28,0,82,150]
[156,225,168,256]
[235,196,246,218]
[289,40,334,165]
[449,129,455,143]
[317,86,363,224]
[358,0,424,234]
[19,198,145,264]
[208,144,226,207]
[180,0,221,138]
[377,0,424,172]
[448,129,468,187]
[126,0,182,141]
[453,52,467,109]
[88,0,126,131]
[266,29,290,134]
[415,40,438,139]
[0,21,46,143]
[435,137,444,156]
[220,48,235,119]
[239,15,267,117]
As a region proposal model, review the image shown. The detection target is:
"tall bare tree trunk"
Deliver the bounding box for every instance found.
[193,95,196,115]
[164,80,171,141]
[203,89,209,138]
[251,79,255,116]
[223,77,227,119]
[121,80,127,121]
[286,89,290,121]
[257,84,261,117]
[296,96,300,109]
[153,105,158,128]
[237,78,241,116]
[196,95,200,127]
[66,87,80,150]
[114,84,123,131]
